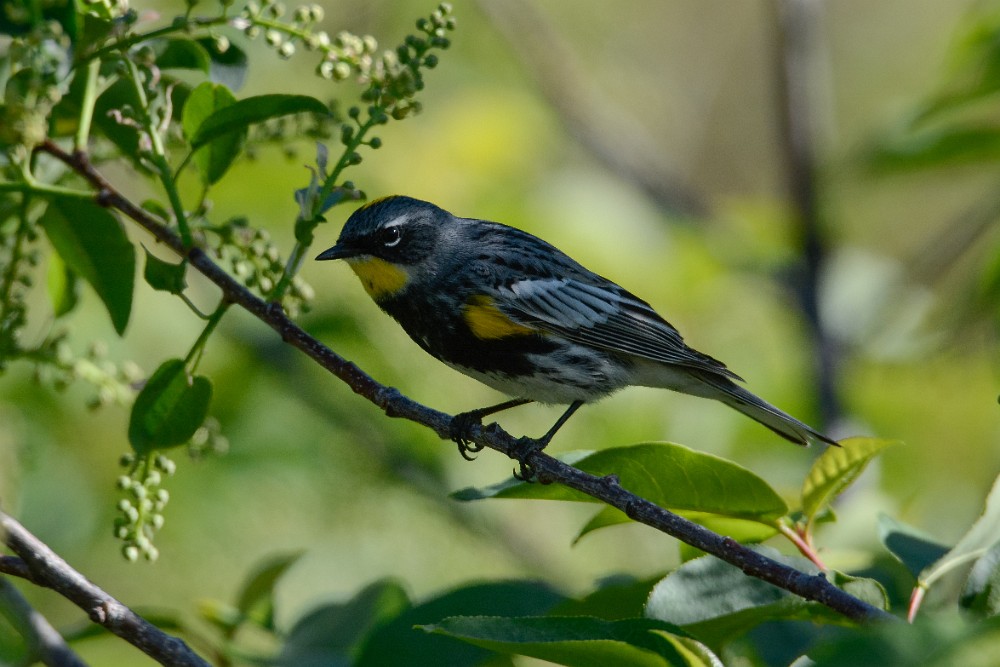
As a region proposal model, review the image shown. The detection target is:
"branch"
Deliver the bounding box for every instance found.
[38,140,894,625]
[773,0,842,427]
[0,575,87,667]
[0,511,209,667]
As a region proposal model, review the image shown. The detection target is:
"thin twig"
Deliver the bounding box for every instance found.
[0,576,88,667]
[1,511,209,667]
[35,139,895,625]
[475,0,707,218]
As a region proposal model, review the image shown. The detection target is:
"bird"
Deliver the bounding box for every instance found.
[316,195,837,461]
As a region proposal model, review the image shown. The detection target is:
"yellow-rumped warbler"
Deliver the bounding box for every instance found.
[317,196,836,455]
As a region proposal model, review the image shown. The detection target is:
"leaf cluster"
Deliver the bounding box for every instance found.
[0,0,454,562]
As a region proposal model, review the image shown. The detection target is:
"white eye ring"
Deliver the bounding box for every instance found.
[383,226,402,247]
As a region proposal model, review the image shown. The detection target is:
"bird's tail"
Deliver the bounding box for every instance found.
[692,371,837,447]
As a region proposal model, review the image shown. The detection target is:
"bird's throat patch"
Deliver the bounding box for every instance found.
[463,295,536,339]
[347,257,409,299]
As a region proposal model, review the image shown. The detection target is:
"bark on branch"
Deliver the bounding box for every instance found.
[0,511,209,667]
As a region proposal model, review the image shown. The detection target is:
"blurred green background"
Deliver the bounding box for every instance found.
[3,0,1000,663]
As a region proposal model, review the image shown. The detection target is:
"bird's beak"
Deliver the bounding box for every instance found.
[316,242,355,261]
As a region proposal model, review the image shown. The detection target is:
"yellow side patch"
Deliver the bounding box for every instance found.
[347,257,409,299]
[463,295,536,339]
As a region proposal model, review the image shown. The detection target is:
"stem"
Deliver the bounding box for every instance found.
[269,239,308,301]
[80,16,229,65]
[130,453,156,541]
[907,584,926,623]
[180,293,211,320]
[269,116,376,301]
[121,56,193,247]
[184,301,230,370]
[777,520,828,570]
[0,178,93,199]
[320,116,377,205]
[75,58,102,151]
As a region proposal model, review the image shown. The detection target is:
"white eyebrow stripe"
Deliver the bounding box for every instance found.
[378,213,417,230]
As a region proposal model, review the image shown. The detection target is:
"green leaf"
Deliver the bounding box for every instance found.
[961,541,1000,617]
[809,613,1000,667]
[877,513,950,579]
[454,443,788,540]
[197,38,249,90]
[451,450,594,502]
[79,13,115,53]
[128,359,212,454]
[645,547,841,649]
[278,579,410,667]
[46,251,79,318]
[40,197,135,334]
[141,199,171,221]
[143,248,187,294]
[355,581,565,667]
[236,552,304,630]
[576,506,778,546]
[921,474,1000,587]
[826,570,889,611]
[156,38,211,72]
[188,94,331,149]
[0,0,77,38]
[182,82,243,185]
[198,599,243,634]
[550,575,665,621]
[422,616,711,667]
[870,125,1000,172]
[801,437,901,523]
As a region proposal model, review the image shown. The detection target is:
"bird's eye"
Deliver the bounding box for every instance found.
[382,226,402,248]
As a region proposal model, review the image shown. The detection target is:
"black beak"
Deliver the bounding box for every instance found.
[316,242,355,261]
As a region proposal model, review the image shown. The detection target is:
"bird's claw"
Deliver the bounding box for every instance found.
[450,411,486,461]
[512,436,544,483]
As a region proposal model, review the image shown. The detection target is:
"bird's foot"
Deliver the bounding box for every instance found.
[449,410,486,461]
[512,436,549,483]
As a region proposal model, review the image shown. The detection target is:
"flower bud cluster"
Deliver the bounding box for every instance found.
[0,22,72,154]
[207,219,315,317]
[0,220,39,369]
[114,453,176,562]
[238,1,327,60]
[236,2,454,122]
[188,416,229,460]
[27,335,142,409]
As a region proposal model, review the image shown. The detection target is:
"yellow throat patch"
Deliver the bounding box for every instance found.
[463,295,536,339]
[347,257,409,300]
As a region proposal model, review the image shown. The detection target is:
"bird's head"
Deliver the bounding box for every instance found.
[316,196,447,300]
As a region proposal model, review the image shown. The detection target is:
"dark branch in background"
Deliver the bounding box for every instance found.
[475,0,708,218]
[36,140,894,626]
[908,194,1000,286]
[773,0,842,427]
[0,575,87,667]
[0,511,209,667]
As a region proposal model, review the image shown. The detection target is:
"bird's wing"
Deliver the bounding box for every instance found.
[495,277,742,380]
